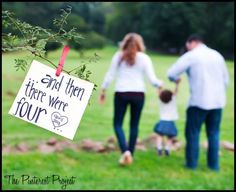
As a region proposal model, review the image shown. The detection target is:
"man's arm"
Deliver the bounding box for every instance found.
[167,52,192,82]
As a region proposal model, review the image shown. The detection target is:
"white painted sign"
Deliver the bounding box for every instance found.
[9,60,94,140]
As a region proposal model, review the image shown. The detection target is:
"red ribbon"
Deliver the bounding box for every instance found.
[56,45,70,76]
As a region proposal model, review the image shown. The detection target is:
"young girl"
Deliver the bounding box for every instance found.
[154,79,181,156]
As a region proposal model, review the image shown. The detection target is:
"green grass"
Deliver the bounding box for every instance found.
[2,149,234,190]
[2,45,234,189]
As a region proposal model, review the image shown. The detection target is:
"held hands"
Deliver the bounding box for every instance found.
[175,78,181,84]
[99,89,106,104]
[157,78,181,96]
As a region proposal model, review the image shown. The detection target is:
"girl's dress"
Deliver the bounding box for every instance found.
[154,95,178,137]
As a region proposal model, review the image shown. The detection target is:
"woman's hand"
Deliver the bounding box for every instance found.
[99,89,106,104]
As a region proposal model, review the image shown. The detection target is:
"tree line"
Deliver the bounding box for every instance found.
[2,2,234,59]
[107,2,234,58]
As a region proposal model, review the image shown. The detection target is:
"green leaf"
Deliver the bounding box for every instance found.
[14,59,28,71]
[36,39,47,50]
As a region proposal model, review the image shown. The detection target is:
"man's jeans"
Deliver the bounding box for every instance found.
[113,92,144,155]
[185,107,222,171]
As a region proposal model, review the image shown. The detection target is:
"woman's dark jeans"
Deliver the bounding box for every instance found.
[113,92,145,155]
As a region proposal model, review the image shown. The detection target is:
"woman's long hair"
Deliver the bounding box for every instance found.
[119,33,146,66]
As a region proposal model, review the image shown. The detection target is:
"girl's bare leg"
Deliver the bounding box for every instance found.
[156,134,163,150]
[165,137,172,151]
[164,137,172,156]
[156,134,164,156]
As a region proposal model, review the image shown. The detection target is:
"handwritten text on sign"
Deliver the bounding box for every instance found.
[9,60,94,140]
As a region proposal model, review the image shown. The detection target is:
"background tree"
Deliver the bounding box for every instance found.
[2,6,99,89]
[2,2,234,58]
[106,2,234,58]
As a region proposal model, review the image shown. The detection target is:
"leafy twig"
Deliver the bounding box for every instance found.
[2,7,98,84]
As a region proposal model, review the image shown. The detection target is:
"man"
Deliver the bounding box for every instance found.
[167,34,229,171]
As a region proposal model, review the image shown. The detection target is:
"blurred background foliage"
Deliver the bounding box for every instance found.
[2,2,234,59]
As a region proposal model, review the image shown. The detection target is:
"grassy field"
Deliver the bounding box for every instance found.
[2,45,234,190]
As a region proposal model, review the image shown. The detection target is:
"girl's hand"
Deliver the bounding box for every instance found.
[174,78,181,95]
[157,86,163,95]
[99,89,106,104]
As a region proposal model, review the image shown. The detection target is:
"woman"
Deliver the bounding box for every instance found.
[99,33,163,165]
